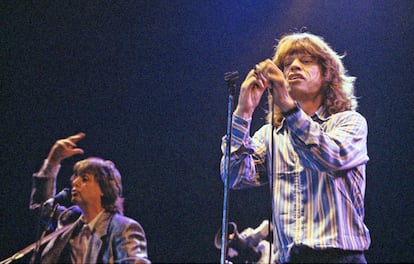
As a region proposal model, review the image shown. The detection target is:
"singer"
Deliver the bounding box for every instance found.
[220,32,370,263]
[29,133,150,263]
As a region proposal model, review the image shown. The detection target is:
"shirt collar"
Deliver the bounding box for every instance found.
[81,210,104,231]
[277,105,330,131]
[311,105,330,123]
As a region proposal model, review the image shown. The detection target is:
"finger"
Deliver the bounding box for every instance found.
[67,132,86,143]
[256,59,271,71]
[245,68,267,91]
[256,62,272,81]
[252,77,265,90]
[247,68,257,78]
[245,71,259,85]
[59,139,78,148]
[256,78,265,89]
[254,64,261,74]
[57,133,85,150]
[70,148,84,155]
[257,59,278,76]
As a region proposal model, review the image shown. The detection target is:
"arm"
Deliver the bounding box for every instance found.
[220,115,270,189]
[220,63,273,189]
[251,59,369,171]
[30,133,85,210]
[30,160,61,210]
[286,109,369,171]
[112,216,151,264]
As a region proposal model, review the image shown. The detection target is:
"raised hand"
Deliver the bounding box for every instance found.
[46,132,85,166]
[255,59,295,112]
[234,67,267,119]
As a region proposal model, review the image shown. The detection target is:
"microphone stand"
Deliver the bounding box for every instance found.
[220,71,239,264]
[0,219,73,264]
[29,202,59,264]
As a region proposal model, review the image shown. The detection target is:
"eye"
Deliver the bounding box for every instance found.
[81,175,89,182]
[301,56,315,64]
[283,59,293,68]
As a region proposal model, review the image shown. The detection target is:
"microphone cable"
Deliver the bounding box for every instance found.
[268,88,275,264]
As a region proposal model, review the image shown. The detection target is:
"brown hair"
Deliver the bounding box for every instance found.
[71,157,124,214]
[268,32,357,126]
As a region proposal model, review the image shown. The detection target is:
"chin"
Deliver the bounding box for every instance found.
[71,197,79,205]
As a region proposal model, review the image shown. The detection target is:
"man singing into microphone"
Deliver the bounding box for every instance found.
[29,133,150,263]
[220,32,370,263]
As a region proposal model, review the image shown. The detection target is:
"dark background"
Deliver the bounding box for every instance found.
[1,1,413,263]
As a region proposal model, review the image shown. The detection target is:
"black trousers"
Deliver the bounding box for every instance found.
[287,245,367,264]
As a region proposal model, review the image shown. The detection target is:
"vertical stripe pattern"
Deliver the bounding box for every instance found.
[220,107,371,263]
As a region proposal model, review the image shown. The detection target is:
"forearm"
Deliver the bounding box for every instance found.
[220,114,268,189]
[29,160,60,210]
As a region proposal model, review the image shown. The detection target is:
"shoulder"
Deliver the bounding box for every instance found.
[329,110,367,125]
[110,214,145,231]
[336,110,366,118]
[108,214,147,242]
[111,213,137,224]
[326,111,368,136]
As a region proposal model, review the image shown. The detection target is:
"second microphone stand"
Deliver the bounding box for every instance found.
[220,71,239,264]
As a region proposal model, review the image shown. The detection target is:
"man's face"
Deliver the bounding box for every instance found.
[283,51,324,102]
[71,173,103,208]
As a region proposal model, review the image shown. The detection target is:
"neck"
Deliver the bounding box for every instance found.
[81,205,104,224]
[297,100,321,115]
[295,94,323,115]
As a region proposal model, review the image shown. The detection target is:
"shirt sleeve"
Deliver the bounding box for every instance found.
[220,114,269,189]
[112,216,151,264]
[284,109,369,171]
[37,159,61,178]
[30,159,61,210]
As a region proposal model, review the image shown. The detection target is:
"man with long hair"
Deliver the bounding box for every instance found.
[221,32,370,263]
[30,132,150,263]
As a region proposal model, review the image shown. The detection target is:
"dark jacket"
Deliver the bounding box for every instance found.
[40,207,150,263]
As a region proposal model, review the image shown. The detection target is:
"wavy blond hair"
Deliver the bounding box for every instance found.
[267,32,358,126]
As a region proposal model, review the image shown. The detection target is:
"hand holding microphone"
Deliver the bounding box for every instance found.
[254,59,288,92]
[254,59,296,113]
[234,65,269,119]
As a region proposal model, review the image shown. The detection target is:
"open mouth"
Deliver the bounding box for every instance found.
[288,74,304,81]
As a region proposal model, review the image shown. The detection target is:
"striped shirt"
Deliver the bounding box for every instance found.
[220,106,371,263]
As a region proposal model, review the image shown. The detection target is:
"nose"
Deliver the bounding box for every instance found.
[72,176,81,188]
[289,58,302,71]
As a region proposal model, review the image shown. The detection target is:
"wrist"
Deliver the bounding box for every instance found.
[234,107,253,120]
[47,155,62,167]
[281,102,300,117]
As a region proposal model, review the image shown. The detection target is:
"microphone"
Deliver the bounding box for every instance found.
[224,71,239,82]
[43,188,71,205]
